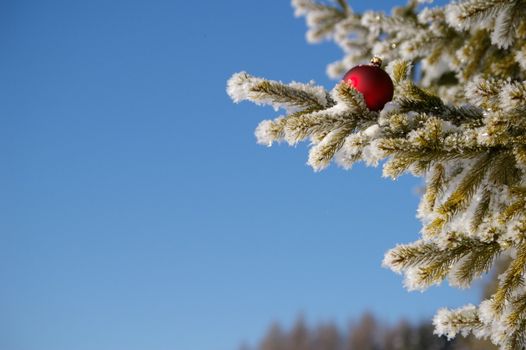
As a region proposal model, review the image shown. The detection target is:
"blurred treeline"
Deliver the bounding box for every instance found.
[239,313,496,350]
[240,261,508,350]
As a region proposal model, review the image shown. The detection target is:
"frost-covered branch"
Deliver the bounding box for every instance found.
[228,0,526,348]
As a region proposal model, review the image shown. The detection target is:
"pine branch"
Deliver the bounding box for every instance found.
[500,196,526,224]
[383,241,442,272]
[438,152,494,218]
[507,318,526,350]
[227,72,331,112]
[470,188,491,231]
[250,81,329,110]
[492,241,526,315]
[433,305,483,341]
[423,163,446,212]
[465,77,506,110]
[454,30,492,81]
[334,82,370,115]
[282,108,354,145]
[452,240,500,287]
[446,0,510,30]
[487,151,521,187]
[397,81,483,125]
[308,123,356,171]
[229,0,526,346]
[508,292,526,328]
[415,237,495,288]
[254,107,325,146]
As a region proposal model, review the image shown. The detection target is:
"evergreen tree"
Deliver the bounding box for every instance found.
[312,322,341,350]
[289,316,311,350]
[242,313,494,350]
[261,322,288,350]
[227,0,526,348]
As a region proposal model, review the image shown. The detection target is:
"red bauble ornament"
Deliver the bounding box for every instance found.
[342,57,394,111]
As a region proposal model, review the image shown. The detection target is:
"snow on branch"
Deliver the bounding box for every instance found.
[228,0,526,347]
[227,72,331,112]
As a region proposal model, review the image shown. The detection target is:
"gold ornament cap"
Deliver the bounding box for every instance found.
[370,56,383,67]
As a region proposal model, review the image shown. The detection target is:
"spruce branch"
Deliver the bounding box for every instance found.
[492,241,526,315]
[438,152,494,218]
[465,77,505,111]
[470,188,491,231]
[250,81,327,110]
[334,82,370,115]
[500,193,526,224]
[508,292,526,328]
[507,317,526,350]
[433,305,483,340]
[281,108,355,145]
[451,239,500,287]
[445,0,511,31]
[383,241,443,273]
[414,236,493,289]
[423,163,446,212]
[308,123,356,171]
[228,0,526,346]
[254,107,325,146]
[227,72,332,112]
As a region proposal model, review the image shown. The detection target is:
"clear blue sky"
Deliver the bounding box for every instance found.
[2,1,479,350]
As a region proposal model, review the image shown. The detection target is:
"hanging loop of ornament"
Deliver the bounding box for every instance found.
[370,56,383,67]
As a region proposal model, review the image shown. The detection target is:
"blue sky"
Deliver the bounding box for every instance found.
[1,1,479,350]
